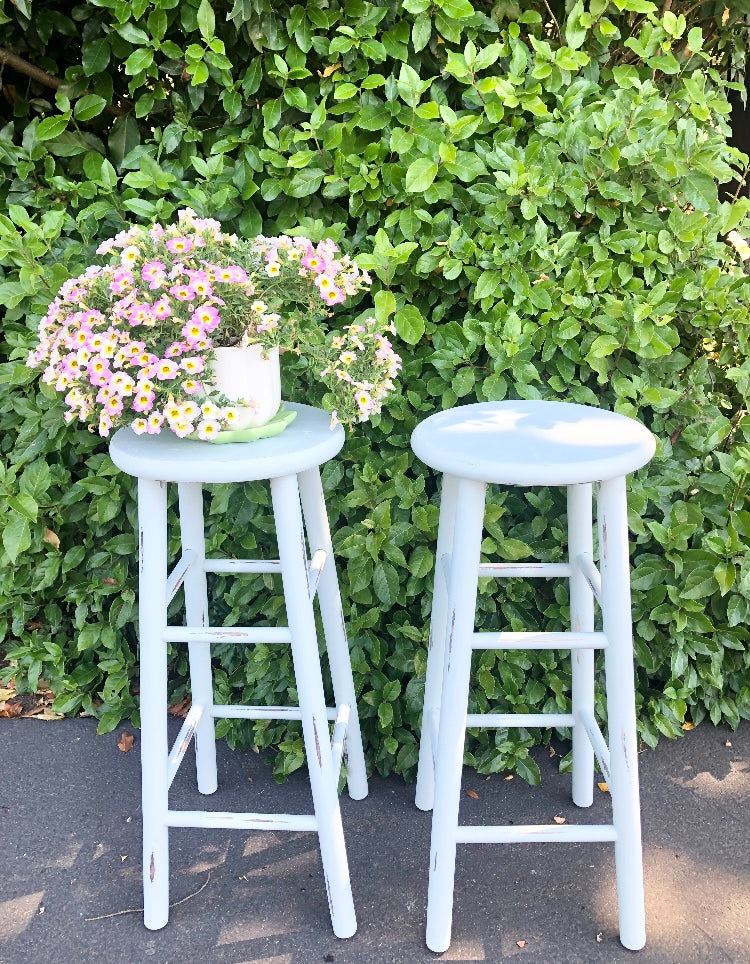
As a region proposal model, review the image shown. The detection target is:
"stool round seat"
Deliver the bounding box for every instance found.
[411,400,656,486]
[109,402,344,483]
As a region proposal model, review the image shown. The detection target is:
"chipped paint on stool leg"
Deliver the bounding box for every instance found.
[568,483,596,809]
[425,477,486,954]
[299,466,368,801]
[272,472,357,939]
[599,475,646,951]
[138,478,170,929]
[415,473,459,812]
[178,482,218,795]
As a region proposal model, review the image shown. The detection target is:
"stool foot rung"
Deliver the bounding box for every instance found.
[576,708,611,780]
[479,562,572,579]
[205,558,282,574]
[472,631,607,650]
[167,703,204,789]
[166,549,198,605]
[456,824,618,844]
[163,627,292,645]
[466,712,574,729]
[212,704,338,721]
[167,809,318,832]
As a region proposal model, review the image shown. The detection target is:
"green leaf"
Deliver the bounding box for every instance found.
[405,158,438,193]
[378,701,394,728]
[124,48,154,76]
[514,753,541,786]
[394,305,426,345]
[7,493,38,522]
[439,0,474,18]
[373,561,400,606]
[3,514,31,563]
[82,38,111,76]
[412,14,431,52]
[74,94,107,121]
[36,113,71,141]
[197,0,216,39]
[687,27,703,53]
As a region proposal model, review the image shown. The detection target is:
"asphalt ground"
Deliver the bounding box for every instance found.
[1,717,748,964]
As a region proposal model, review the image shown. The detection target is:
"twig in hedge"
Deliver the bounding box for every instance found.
[84,871,211,921]
[0,45,130,116]
[542,0,561,41]
[0,46,62,91]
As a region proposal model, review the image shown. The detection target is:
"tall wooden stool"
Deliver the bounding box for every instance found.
[412,400,656,952]
[109,402,368,938]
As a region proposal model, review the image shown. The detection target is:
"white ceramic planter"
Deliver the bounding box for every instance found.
[209,344,281,430]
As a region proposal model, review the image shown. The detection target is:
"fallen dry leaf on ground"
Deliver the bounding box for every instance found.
[464,788,479,799]
[117,731,135,752]
[516,939,526,948]
[553,815,566,825]
[597,782,609,793]
[0,700,23,718]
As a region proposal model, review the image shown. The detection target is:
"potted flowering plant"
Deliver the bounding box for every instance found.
[27,208,401,441]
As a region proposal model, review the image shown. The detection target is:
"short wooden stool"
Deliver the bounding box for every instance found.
[109,402,368,938]
[412,400,656,953]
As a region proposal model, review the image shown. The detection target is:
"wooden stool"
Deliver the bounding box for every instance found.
[109,402,368,938]
[412,400,656,952]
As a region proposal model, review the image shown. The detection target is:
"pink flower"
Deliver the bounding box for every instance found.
[105,396,124,416]
[166,237,193,254]
[170,284,196,301]
[180,356,205,374]
[323,287,346,305]
[132,390,155,413]
[181,321,206,343]
[192,304,219,326]
[165,342,187,358]
[182,379,202,394]
[131,418,149,435]
[153,298,172,320]
[155,359,179,380]
[147,412,164,433]
[98,411,113,436]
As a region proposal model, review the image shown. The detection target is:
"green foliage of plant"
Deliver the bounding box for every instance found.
[1,0,749,782]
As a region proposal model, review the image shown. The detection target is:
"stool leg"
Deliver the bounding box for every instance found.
[416,472,458,812]
[177,482,218,795]
[271,473,357,939]
[138,478,170,930]
[568,483,595,808]
[598,475,646,951]
[426,477,486,954]
[298,466,368,801]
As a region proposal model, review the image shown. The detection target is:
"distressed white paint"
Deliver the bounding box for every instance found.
[455,824,618,844]
[478,561,572,578]
[415,473,458,812]
[113,410,365,939]
[299,466,368,802]
[471,630,607,650]
[599,475,646,951]
[411,400,654,954]
[569,484,596,809]
[137,478,170,930]
[178,482,218,795]
[271,472,357,938]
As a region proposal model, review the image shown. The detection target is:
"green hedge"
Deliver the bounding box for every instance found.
[2,0,749,783]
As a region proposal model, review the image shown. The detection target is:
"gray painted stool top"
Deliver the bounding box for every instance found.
[109,402,344,482]
[411,400,656,486]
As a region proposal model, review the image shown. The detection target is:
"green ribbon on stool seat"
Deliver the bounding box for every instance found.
[210,404,297,443]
